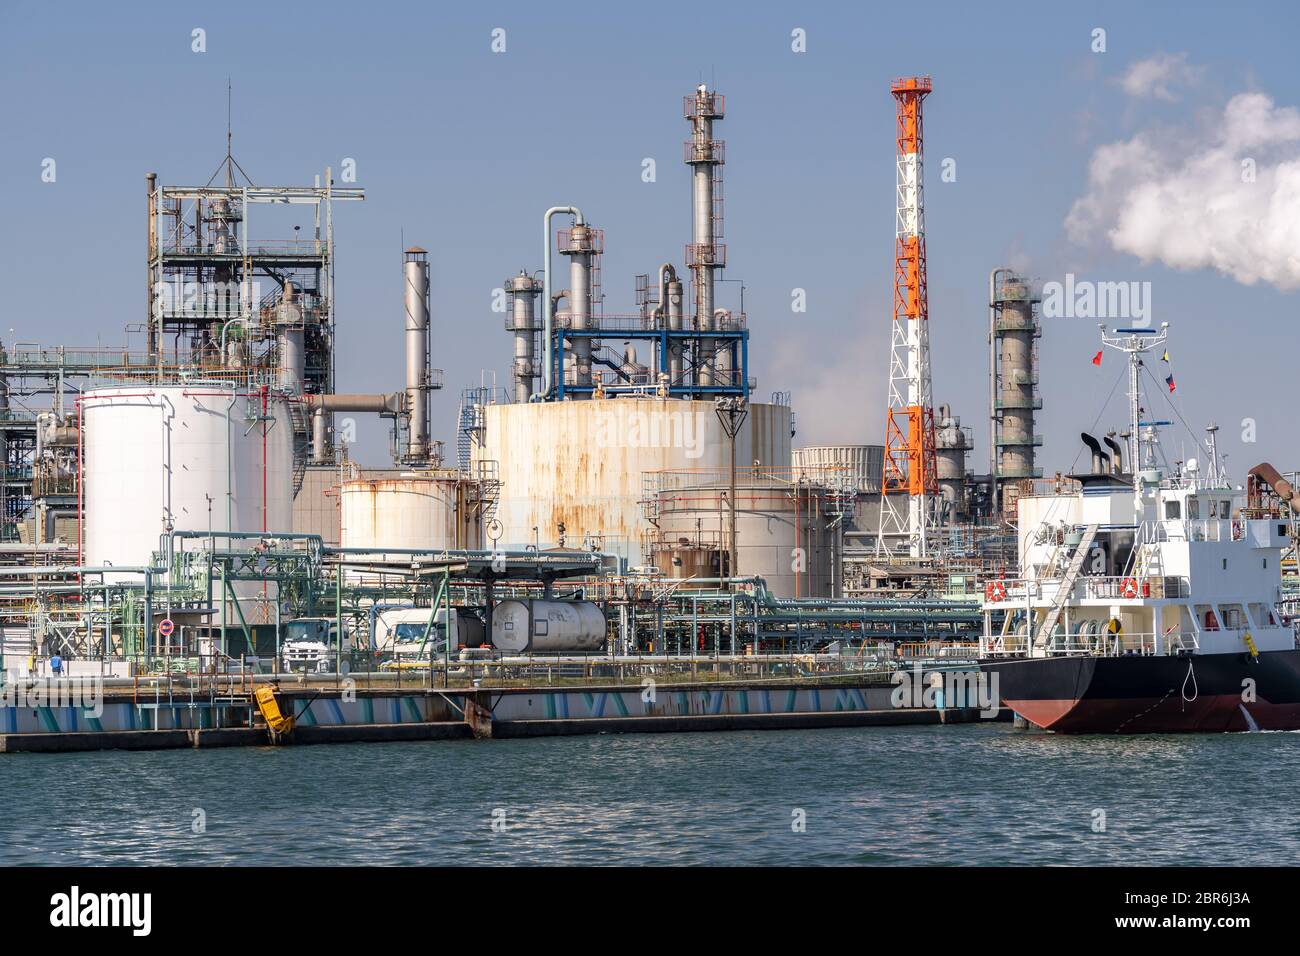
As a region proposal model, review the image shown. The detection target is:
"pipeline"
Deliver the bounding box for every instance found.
[541,206,584,398]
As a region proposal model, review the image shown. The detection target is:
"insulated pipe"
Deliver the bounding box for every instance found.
[541,206,584,399]
[1249,462,1300,512]
[404,248,431,461]
[305,393,403,414]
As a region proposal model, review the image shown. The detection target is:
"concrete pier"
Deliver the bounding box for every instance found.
[0,675,1009,753]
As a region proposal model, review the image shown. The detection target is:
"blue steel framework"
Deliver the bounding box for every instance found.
[549,327,750,401]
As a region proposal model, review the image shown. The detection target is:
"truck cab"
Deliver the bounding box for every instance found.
[280,617,350,674]
[372,606,486,664]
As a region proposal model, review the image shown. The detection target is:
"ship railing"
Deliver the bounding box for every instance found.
[982,578,1042,603]
[981,630,1197,658]
[1078,575,1191,600]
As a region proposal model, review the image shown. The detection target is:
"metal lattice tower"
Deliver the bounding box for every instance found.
[878,76,938,559]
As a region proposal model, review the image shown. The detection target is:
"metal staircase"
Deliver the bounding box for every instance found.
[287,400,310,496]
[1034,524,1099,650]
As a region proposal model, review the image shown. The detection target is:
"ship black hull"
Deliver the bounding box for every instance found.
[980,649,1300,733]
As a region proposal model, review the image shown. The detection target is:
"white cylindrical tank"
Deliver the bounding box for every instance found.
[340,472,479,551]
[491,599,607,654]
[792,444,884,493]
[83,384,293,579]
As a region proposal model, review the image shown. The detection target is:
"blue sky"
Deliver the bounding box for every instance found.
[2,0,1297,479]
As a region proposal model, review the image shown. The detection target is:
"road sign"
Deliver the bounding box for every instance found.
[157,618,175,638]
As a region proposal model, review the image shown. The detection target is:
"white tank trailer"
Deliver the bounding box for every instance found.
[491,599,607,654]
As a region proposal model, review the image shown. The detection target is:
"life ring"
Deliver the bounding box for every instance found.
[1120,577,1139,599]
[985,580,1007,602]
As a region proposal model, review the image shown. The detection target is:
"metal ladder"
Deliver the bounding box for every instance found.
[1034,524,1099,650]
[287,400,310,496]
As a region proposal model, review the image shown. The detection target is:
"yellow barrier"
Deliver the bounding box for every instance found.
[253,686,295,735]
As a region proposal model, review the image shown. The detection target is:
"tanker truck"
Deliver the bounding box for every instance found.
[490,600,607,654]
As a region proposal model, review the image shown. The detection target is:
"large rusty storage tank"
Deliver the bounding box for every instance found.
[340,472,481,551]
[473,397,791,564]
[647,474,837,598]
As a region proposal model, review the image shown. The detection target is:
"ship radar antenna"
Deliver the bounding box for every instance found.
[1100,322,1169,477]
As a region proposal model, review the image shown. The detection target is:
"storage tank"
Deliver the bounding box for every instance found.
[792,444,883,493]
[83,384,293,576]
[340,472,480,551]
[491,599,607,654]
[473,397,791,564]
[648,477,836,598]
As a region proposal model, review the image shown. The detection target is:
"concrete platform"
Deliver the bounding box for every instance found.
[493,708,968,738]
[0,730,192,753]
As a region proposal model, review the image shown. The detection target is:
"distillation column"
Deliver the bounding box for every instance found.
[935,404,972,522]
[560,225,597,394]
[506,271,542,402]
[658,264,685,387]
[404,247,431,461]
[684,86,725,389]
[990,271,1042,514]
[276,281,305,393]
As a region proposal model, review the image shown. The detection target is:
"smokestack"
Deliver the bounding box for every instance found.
[404,247,431,460]
[1080,433,1105,475]
[1103,434,1124,476]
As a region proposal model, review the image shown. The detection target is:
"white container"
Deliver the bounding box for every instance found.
[82,385,293,626]
[340,473,477,551]
[491,599,606,654]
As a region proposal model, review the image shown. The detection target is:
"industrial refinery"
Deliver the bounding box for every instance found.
[0,71,1294,755]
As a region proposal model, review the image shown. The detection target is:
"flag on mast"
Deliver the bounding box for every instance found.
[1091,350,1103,366]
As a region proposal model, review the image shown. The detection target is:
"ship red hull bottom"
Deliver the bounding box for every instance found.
[982,650,1300,733]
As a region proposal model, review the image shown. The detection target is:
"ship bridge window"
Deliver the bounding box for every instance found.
[1164,499,1181,519]
[1188,497,1200,519]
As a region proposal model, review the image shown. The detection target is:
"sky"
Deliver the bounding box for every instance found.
[2,0,1297,481]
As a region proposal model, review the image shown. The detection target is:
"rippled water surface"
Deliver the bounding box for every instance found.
[2,725,1295,865]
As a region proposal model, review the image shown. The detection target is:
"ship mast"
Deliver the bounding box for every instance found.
[1100,323,1169,478]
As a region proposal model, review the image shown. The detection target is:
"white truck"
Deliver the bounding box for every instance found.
[280,617,350,674]
[372,606,486,664]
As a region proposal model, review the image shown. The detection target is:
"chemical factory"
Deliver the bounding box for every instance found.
[2,72,1291,754]
[0,78,1060,684]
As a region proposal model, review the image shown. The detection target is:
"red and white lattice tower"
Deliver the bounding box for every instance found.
[877,76,939,558]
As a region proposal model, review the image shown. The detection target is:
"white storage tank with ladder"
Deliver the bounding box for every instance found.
[82,384,293,624]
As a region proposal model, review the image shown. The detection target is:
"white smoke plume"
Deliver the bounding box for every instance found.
[1066,88,1300,291]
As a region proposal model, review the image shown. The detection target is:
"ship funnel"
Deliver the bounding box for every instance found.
[1080,433,1106,475]
[1103,434,1124,475]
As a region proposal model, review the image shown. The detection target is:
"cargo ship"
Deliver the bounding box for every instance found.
[979,325,1300,733]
